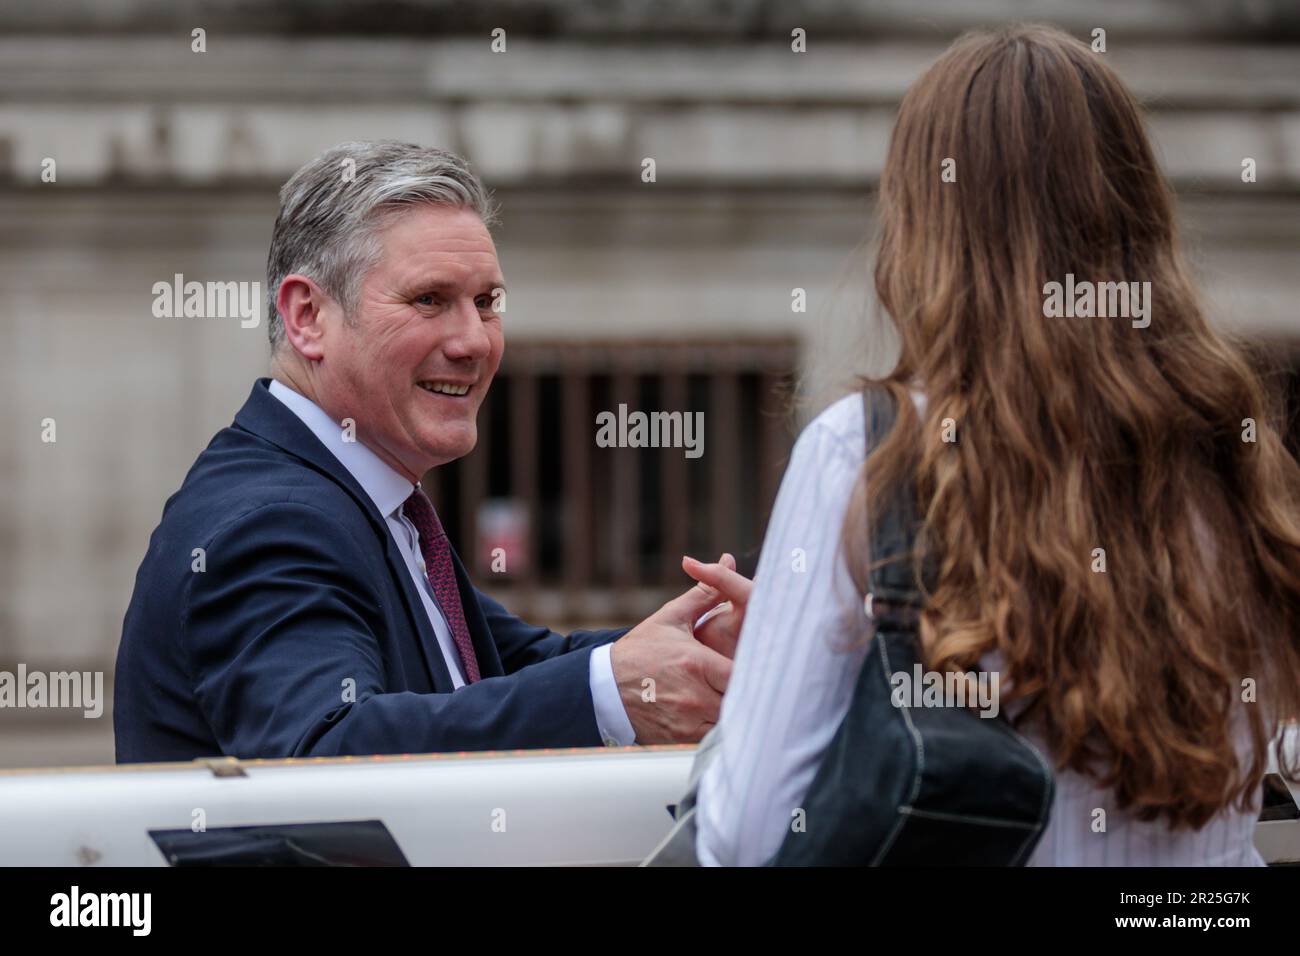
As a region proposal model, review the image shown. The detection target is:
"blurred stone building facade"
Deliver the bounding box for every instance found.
[1,0,1298,765]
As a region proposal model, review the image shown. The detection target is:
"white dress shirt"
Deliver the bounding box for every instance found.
[695,392,1264,866]
[268,379,636,746]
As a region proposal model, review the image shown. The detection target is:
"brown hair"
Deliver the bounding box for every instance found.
[846,23,1300,828]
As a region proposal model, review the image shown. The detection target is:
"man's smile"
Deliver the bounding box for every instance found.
[417,379,475,398]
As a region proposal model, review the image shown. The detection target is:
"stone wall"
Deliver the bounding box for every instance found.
[1,0,1296,766]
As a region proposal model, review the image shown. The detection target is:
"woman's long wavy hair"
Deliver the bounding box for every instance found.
[845,24,1300,829]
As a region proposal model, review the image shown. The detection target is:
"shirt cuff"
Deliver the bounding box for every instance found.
[588,642,637,747]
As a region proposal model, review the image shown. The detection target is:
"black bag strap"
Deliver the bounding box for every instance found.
[861,385,925,627]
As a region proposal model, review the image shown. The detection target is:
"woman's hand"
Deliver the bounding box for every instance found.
[682,553,754,661]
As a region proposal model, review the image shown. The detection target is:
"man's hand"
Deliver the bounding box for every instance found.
[610,576,734,745]
[683,553,753,661]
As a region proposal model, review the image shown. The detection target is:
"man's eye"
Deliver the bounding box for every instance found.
[475,295,492,310]
[415,294,436,307]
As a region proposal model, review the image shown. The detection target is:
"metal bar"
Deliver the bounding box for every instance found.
[610,370,638,594]
[509,371,539,592]
[709,369,740,557]
[458,396,489,573]
[562,372,592,613]
[660,372,689,580]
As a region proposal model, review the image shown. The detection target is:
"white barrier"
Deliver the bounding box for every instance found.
[0,746,696,866]
[1,737,1296,866]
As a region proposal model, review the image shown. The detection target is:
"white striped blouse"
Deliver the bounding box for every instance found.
[694,392,1264,867]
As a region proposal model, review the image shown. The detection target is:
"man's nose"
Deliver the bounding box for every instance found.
[442,299,492,361]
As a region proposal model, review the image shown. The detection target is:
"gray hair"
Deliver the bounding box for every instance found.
[265,141,498,351]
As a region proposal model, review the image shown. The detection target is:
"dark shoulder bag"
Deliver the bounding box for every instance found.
[769,385,1054,866]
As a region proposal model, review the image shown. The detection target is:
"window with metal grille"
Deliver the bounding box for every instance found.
[423,339,798,626]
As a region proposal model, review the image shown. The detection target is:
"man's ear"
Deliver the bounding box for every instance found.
[277,274,332,362]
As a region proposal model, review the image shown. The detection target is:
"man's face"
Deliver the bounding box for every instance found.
[315,204,505,479]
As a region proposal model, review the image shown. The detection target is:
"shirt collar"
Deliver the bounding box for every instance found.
[267,378,416,520]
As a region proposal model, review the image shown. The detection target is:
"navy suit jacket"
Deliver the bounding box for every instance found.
[114,378,626,763]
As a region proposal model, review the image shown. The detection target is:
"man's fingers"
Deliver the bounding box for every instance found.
[658,578,724,625]
[682,555,753,605]
[694,613,738,661]
[699,645,733,695]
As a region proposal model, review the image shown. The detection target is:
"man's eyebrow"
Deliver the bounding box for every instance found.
[403,277,506,295]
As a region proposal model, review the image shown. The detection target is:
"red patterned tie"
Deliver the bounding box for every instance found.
[402,487,482,684]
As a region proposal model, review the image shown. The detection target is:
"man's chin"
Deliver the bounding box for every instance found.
[423,431,476,468]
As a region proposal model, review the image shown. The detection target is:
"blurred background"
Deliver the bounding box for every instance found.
[1,0,1298,767]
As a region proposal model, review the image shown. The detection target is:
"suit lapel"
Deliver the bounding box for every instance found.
[232,378,454,692]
